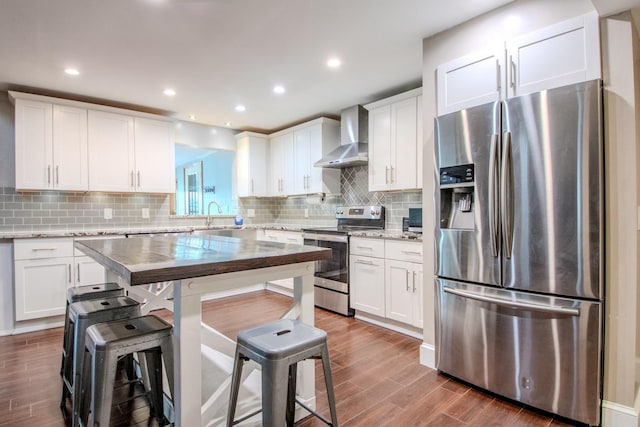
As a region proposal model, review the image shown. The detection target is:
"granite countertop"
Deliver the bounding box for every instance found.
[349,229,423,241]
[75,234,331,285]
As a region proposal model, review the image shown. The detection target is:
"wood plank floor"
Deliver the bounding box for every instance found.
[0,290,581,426]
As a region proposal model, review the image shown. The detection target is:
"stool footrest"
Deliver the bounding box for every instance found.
[295,398,333,426]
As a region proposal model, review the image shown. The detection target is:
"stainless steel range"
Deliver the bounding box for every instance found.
[302,205,384,316]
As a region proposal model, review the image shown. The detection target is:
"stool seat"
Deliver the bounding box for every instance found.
[80,315,174,427]
[238,319,327,361]
[67,282,123,302]
[228,319,338,427]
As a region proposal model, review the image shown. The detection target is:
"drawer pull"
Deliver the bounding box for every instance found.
[356,246,373,250]
[355,259,375,266]
[31,248,57,251]
[68,264,72,283]
[401,250,422,256]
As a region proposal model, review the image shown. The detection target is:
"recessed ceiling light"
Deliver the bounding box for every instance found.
[189,114,196,120]
[235,105,246,112]
[163,88,176,96]
[64,68,80,76]
[327,57,342,68]
[273,85,286,94]
[225,122,232,127]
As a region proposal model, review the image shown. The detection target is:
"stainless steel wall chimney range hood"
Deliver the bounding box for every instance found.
[314,105,368,168]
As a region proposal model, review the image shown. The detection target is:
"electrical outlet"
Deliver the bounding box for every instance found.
[304,209,309,218]
[247,209,255,218]
[142,208,150,219]
[103,208,113,220]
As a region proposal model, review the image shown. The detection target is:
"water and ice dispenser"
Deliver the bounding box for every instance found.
[439,164,475,230]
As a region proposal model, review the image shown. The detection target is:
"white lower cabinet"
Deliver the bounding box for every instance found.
[350,237,386,316]
[350,237,423,330]
[14,237,111,321]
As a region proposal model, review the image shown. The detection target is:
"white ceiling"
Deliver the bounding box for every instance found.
[1,0,638,133]
[0,0,517,132]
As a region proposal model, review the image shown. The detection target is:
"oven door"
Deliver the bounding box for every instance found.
[302,233,348,293]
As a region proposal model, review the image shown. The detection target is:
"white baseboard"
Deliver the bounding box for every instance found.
[11,318,65,335]
[265,283,294,298]
[420,342,436,369]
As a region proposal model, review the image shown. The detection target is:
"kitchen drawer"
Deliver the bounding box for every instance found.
[262,230,303,245]
[350,237,385,258]
[14,238,74,260]
[385,240,423,263]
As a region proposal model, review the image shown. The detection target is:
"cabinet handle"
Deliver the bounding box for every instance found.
[412,271,417,292]
[68,264,72,283]
[355,259,375,265]
[356,246,373,250]
[137,171,141,187]
[47,165,51,185]
[31,248,56,252]
[385,166,389,184]
[510,55,516,90]
[496,58,501,92]
[56,166,59,185]
[251,179,254,193]
[406,270,410,291]
[390,166,394,184]
[401,250,422,256]
[77,264,80,283]
[131,171,135,188]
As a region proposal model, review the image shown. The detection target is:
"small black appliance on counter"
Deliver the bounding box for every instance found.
[408,208,422,233]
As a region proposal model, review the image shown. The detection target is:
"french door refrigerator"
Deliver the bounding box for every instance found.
[434,79,603,426]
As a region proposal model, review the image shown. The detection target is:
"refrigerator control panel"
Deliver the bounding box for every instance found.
[440,164,474,186]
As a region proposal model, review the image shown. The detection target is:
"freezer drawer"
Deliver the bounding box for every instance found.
[435,279,602,425]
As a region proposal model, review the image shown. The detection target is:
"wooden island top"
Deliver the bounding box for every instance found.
[74,234,331,285]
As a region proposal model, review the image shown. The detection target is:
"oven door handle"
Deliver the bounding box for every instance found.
[302,233,349,243]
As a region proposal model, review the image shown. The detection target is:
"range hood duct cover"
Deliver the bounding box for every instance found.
[314,105,368,168]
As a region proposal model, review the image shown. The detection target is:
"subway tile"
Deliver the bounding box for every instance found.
[5,218,24,225]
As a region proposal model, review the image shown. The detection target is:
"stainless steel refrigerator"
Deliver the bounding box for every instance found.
[434,79,603,426]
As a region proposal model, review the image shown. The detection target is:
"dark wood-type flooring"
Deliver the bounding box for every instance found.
[0,290,580,426]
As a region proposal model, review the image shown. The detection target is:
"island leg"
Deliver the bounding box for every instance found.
[292,264,316,419]
[173,280,203,426]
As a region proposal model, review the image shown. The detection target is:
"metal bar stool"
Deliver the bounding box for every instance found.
[61,296,141,427]
[79,315,174,427]
[227,319,339,427]
[61,283,124,377]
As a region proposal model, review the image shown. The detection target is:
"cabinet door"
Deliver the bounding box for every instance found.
[350,255,385,316]
[412,264,423,328]
[15,257,73,321]
[270,133,294,195]
[385,259,413,324]
[52,105,88,191]
[293,127,311,195]
[74,256,106,287]
[368,105,392,191]
[134,117,175,193]
[236,134,268,197]
[14,99,53,190]
[507,11,600,97]
[88,110,135,192]
[390,97,417,190]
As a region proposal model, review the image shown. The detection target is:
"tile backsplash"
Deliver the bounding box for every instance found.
[0,165,422,233]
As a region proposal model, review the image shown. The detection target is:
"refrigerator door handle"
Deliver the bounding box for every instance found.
[501,131,514,258]
[488,132,500,257]
[443,286,580,316]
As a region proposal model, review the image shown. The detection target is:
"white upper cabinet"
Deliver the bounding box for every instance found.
[14,98,88,191]
[88,112,174,193]
[133,117,175,193]
[236,132,269,197]
[88,110,135,192]
[269,132,295,196]
[270,118,340,197]
[366,89,422,192]
[436,11,601,115]
[292,119,340,196]
[506,11,601,98]
[436,47,505,115]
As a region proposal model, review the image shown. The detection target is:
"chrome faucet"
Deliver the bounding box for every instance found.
[206,200,223,226]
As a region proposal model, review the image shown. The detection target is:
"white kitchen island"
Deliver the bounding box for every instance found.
[75,234,330,426]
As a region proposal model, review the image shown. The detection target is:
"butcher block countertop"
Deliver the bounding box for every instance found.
[75,234,331,286]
